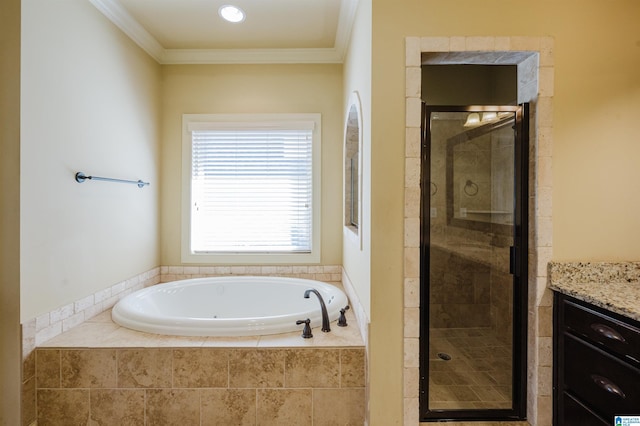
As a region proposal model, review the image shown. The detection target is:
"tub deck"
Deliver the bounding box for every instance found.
[39,307,364,348]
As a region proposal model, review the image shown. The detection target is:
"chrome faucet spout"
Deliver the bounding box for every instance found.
[304,288,331,332]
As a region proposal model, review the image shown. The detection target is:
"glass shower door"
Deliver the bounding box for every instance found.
[420,105,528,421]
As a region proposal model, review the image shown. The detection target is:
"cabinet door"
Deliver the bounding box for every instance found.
[562,394,608,426]
[564,334,640,418]
[563,299,640,365]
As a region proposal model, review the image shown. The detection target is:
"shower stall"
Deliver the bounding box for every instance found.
[419,104,529,421]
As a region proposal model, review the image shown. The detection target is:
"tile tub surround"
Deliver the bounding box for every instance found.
[34,347,365,425]
[31,308,365,425]
[158,264,343,285]
[549,261,640,321]
[21,264,364,425]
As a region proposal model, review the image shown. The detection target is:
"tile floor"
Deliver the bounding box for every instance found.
[428,327,512,410]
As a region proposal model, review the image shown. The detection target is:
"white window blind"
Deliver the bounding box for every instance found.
[190,125,313,253]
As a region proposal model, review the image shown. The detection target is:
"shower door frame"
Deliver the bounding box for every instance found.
[419,104,529,422]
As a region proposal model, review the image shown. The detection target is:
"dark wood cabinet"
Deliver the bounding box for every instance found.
[554,293,640,425]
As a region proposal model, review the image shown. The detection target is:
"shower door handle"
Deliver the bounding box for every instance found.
[509,246,518,276]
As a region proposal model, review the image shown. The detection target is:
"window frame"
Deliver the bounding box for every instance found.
[181,113,322,264]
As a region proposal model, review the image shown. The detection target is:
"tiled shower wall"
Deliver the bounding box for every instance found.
[429,246,491,328]
[33,346,365,425]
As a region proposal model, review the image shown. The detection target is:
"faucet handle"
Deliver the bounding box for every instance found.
[337,305,350,327]
[296,318,313,338]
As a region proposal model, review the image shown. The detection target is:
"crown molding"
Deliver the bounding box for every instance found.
[89,0,164,62]
[334,0,359,62]
[90,0,359,64]
[161,48,343,64]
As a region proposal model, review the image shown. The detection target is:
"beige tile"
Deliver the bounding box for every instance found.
[429,385,481,402]
[89,389,145,425]
[310,322,364,347]
[403,367,419,398]
[117,349,172,388]
[146,389,200,425]
[537,306,553,337]
[23,349,36,381]
[403,397,419,426]
[538,366,553,396]
[405,127,421,159]
[94,325,202,348]
[89,310,115,323]
[403,338,419,368]
[340,348,365,388]
[450,36,466,51]
[470,386,508,402]
[421,36,450,52]
[37,389,89,425]
[173,348,228,388]
[404,307,420,338]
[61,349,116,389]
[201,389,256,426]
[405,37,421,67]
[203,336,259,347]
[256,389,311,426]
[284,349,339,388]
[405,158,420,189]
[257,331,315,348]
[537,336,553,367]
[537,394,553,426]
[22,376,36,426]
[405,187,421,220]
[40,322,120,348]
[466,36,496,51]
[36,349,60,389]
[404,278,420,308]
[313,388,365,426]
[404,247,420,278]
[229,349,285,388]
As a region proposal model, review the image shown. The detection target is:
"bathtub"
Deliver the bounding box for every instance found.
[111,276,349,336]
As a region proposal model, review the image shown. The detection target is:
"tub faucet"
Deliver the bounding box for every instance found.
[304,289,331,332]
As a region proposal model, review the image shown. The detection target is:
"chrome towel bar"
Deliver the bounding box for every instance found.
[75,171,149,188]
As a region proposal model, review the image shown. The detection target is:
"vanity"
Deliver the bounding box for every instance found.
[550,262,640,425]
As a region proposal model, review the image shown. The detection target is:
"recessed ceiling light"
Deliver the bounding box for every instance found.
[219,5,245,23]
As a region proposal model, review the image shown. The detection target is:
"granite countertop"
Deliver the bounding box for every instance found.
[548,262,640,322]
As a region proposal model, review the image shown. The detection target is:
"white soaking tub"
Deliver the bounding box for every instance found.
[111,276,348,336]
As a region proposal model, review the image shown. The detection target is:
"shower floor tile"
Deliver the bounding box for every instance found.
[428,327,512,410]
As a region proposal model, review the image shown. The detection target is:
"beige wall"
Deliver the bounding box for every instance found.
[20,0,161,322]
[369,0,640,424]
[343,0,372,319]
[160,64,344,266]
[0,0,22,422]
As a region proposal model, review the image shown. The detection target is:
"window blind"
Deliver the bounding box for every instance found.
[190,127,313,253]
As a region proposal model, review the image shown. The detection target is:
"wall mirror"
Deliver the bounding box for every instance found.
[344,91,362,245]
[445,109,517,235]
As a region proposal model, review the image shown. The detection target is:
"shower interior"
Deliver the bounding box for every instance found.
[419,58,533,421]
[425,108,516,411]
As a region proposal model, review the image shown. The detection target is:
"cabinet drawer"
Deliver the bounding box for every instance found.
[563,299,640,365]
[564,334,640,418]
[562,393,608,426]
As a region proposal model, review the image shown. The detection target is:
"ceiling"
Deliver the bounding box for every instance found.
[89,0,358,64]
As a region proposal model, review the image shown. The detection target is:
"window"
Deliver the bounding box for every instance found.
[182,114,321,263]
